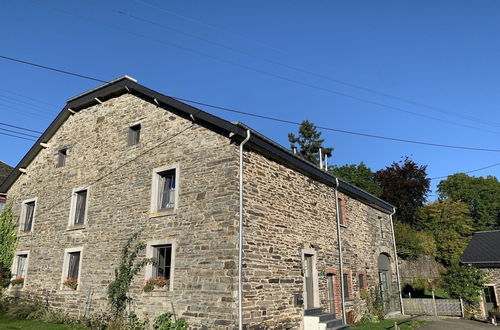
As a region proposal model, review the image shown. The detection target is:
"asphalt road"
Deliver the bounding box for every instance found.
[418,318,495,329]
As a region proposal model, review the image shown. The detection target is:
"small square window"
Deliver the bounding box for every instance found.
[20,199,36,232]
[69,188,88,226]
[151,166,178,214]
[128,124,141,146]
[57,149,67,168]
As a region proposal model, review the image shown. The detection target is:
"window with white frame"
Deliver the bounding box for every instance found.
[145,239,176,291]
[61,248,82,290]
[20,198,36,232]
[12,252,29,286]
[69,188,88,226]
[151,166,179,213]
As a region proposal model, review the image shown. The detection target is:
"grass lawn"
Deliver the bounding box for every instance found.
[0,313,77,329]
[351,318,427,330]
[423,288,451,299]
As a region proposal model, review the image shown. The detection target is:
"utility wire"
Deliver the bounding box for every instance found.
[0,122,43,134]
[0,131,37,141]
[0,127,39,139]
[28,1,500,135]
[430,162,500,180]
[85,0,500,129]
[1,54,499,153]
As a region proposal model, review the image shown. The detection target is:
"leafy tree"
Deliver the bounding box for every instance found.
[416,200,473,265]
[438,173,500,230]
[440,263,485,304]
[329,162,381,196]
[375,157,430,224]
[108,232,154,317]
[394,221,436,260]
[288,120,333,164]
[0,206,17,268]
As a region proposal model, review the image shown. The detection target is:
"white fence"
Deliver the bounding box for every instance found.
[402,298,463,316]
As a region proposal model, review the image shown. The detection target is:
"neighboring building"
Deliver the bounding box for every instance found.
[462,230,500,317]
[0,161,13,212]
[0,76,401,329]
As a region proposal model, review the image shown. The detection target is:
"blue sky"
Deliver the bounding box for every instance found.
[1,1,499,198]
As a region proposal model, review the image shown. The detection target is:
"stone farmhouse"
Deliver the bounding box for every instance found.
[0,76,402,329]
[461,230,500,319]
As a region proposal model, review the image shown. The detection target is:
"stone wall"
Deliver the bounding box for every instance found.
[242,150,401,329]
[398,255,441,282]
[7,93,241,329]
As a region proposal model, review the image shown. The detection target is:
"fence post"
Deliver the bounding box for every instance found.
[432,290,438,316]
[459,298,464,318]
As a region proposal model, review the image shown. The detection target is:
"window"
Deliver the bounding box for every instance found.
[379,216,384,238]
[57,149,67,168]
[151,166,179,213]
[61,248,83,290]
[358,273,366,290]
[69,188,88,226]
[343,273,350,298]
[20,198,36,232]
[145,239,176,291]
[153,245,172,279]
[12,252,29,286]
[337,196,347,225]
[128,124,141,146]
[0,196,6,213]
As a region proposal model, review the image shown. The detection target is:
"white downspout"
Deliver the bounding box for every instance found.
[389,207,404,315]
[334,178,346,323]
[238,130,251,330]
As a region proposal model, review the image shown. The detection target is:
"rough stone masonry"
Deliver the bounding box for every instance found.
[4,81,400,329]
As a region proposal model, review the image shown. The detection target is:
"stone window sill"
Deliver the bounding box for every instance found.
[141,289,172,297]
[149,209,177,218]
[340,224,348,228]
[66,224,86,231]
[18,232,33,237]
[58,289,80,295]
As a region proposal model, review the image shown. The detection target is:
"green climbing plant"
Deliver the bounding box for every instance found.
[107,232,154,317]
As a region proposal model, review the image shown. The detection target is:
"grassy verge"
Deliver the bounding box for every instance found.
[351,318,426,330]
[0,312,78,329]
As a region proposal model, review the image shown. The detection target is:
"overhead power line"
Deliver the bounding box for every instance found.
[108,0,500,129]
[27,2,500,135]
[0,131,37,141]
[1,54,499,153]
[430,161,500,180]
[0,122,43,134]
[0,127,39,138]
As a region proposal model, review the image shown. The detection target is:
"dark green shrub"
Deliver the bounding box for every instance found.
[153,312,188,330]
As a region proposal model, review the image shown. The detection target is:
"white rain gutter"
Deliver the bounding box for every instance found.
[389,207,404,315]
[334,178,347,323]
[238,130,251,330]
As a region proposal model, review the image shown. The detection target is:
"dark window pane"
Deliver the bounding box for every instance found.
[74,190,87,224]
[57,149,67,168]
[358,274,365,289]
[154,245,172,279]
[128,124,141,146]
[343,273,350,298]
[68,252,80,279]
[23,201,35,232]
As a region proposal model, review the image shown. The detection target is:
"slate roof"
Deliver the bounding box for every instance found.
[0,161,13,185]
[461,230,500,267]
[0,76,395,213]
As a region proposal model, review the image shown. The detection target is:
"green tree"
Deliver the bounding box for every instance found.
[394,221,436,260]
[0,206,17,267]
[288,120,333,164]
[438,173,500,230]
[329,162,381,196]
[416,200,473,265]
[375,157,430,224]
[441,263,485,304]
